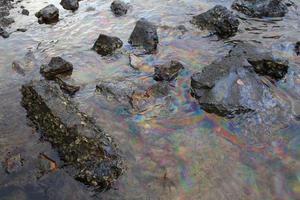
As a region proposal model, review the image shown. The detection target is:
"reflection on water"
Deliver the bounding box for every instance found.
[1,0,300,199]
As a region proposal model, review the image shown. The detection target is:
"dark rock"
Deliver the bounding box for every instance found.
[0,17,15,27]
[40,57,73,79]
[191,5,239,38]
[128,18,159,53]
[111,0,129,16]
[295,41,300,56]
[191,43,288,117]
[35,4,59,24]
[232,0,288,18]
[154,60,184,81]
[54,77,80,96]
[21,80,124,189]
[60,0,79,11]
[16,28,27,32]
[92,34,123,56]
[21,8,29,15]
[0,26,9,38]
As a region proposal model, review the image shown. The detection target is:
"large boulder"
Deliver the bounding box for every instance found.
[21,80,124,189]
[232,0,288,18]
[35,4,59,24]
[110,0,129,16]
[191,43,288,117]
[191,5,239,38]
[92,34,123,56]
[40,57,73,79]
[60,0,79,11]
[128,18,159,53]
[154,60,184,81]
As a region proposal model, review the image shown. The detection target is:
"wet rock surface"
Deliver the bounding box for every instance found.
[191,5,239,38]
[0,26,9,38]
[35,4,59,24]
[60,0,79,11]
[154,60,184,81]
[54,77,80,96]
[232,0,288,18]
[21,80,124,189]
[295,41,300,55]
[111,0,129,16]
[128,18,159,53]
[92,34,123,56]
[191,43,287,117]
[40,57,73,79]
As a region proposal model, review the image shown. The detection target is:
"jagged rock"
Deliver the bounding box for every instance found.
[191,5,239,38]
[35,4,59,24]
[21,80,124,189]
[111,0,129,16]
[232,0,288,18]
[0,26,9,38]
[40,57,73,79]
[60,0,79,11]
[128,18,159,53]
[154,60,184,81]
[21,8,29,16]
[16,28,27,32]
[191,43,288,117]
[55,77,80,96]
[92,34,123,56]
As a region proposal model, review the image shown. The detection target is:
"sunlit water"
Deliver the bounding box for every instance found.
[1,0,300,199]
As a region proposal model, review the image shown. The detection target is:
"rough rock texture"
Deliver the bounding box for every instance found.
[191,5,239,38]
[60,0,79,11]
[232,0,288,18]
[35,4,59,24]
[40,57,73,80]
[0,26,9,38]
[154,60,184,81]
[21,80,124,189]
[191,43,288,117]
[21,8,29,16]
[92,34,123,56]
[111,0,129,16]
[0,0,12,19]
[128,18,159,53]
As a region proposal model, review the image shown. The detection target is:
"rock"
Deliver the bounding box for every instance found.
[129,54,154,73]
[295,41,300,56]
[128,18,159,53]
[40,57,73,80]
[154,60,184,81]
[21,8,29,15]
[54,77,80,96]
[191,5,239,38]
[35,4,59,24]
[0,26,9,38]
[16,28,27,32]
[5,153,23,174]
[232,0,288,18]
[191,43,287,117]
[60,0,79,11]
[0,17,14,27]
[21,80,124,189]
[0,0,12,19]
[111,0,129,16]
[12,61,26,76]
[92,34,123,56]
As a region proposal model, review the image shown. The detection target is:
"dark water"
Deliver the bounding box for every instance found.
[1,0,300,199]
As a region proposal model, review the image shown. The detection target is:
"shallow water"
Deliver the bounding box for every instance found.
[1,0,300,199]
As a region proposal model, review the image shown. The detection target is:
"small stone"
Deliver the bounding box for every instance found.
[16,28,27,32]
[21,8,29,15]
[111,0,129,16]
[35,4,59,24]
[154,60,184,81]
[5,154,23,174]
[12,61,26,76]
[60,0,79,11]
[92,34,123,56]
[0,27,9,38]
[55,77,80,96]
[40,57,73,79]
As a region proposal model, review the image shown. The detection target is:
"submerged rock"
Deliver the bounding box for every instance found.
[191,5,239,38]
[295,41,300,56]
[191,43,288,117]
[55,77,80,96]
[40,57,73,79]
[154,60,184,81]
[232,0,288,18]
[21,80,124,189]
[128,18,159,53]
[60,0,79,11]
[111,0,129,16]
[92,34,123,56]
[0,26,9,38]
[35,4,59,24]
[12,61,26,76]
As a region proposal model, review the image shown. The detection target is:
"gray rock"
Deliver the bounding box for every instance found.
[92,34,123,56]
[0,26,9,38]
[21,8,29,16]
[191,5,239,38]
[0,17,14,27]
[21,80,124,189]
[35,4,59,24]
[191,43,288,117]
[232,0,288,18]
[60,0,79,11]
[40,57,73,79]
[154,60,184,81]
[111,0,129,16]
[54,77,80,96]
[128,18,159,53]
